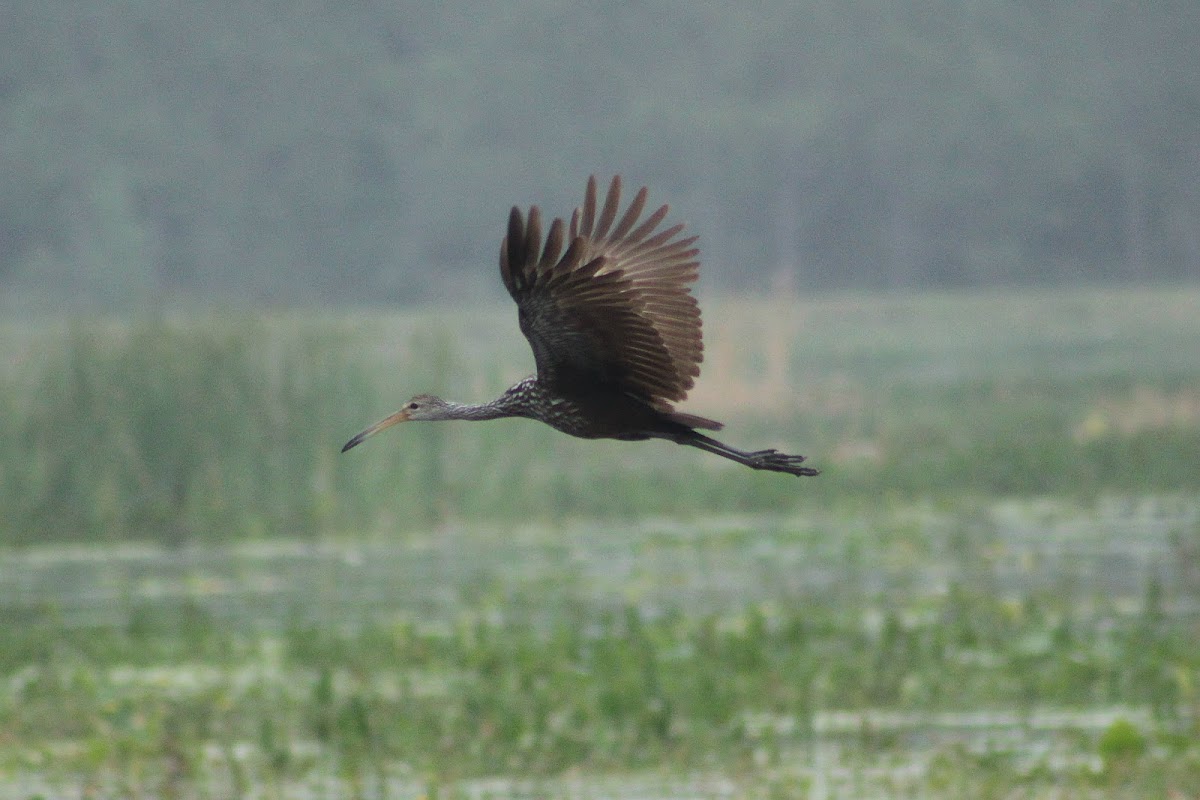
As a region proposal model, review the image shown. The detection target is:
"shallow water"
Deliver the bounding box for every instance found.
[1,496,1197,798]
[3,497,1197,631]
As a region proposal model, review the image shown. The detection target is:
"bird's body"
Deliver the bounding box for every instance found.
[343,176,818,477]
[484,377,711,441]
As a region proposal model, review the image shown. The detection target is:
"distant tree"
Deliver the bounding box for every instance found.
[0,0,1196,307]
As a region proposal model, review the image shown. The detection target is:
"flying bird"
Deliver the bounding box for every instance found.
[342,176,818,477]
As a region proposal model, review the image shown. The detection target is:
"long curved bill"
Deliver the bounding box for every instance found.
[341,408,411,452]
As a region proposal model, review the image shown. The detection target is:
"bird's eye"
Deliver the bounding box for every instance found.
[408,402,420,410]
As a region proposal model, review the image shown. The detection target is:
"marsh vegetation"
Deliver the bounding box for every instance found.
[2,288,1199,797]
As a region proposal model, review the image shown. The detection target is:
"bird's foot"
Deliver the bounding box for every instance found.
[745,449,820,477]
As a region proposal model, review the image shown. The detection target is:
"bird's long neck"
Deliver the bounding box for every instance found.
[433,399,513,421]
[446,378,543,421]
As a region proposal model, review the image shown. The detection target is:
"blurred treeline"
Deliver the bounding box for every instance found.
[1,1,1197,309]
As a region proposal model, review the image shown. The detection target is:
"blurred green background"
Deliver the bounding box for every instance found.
[4,290,1199,545]
[1,2,1197,310]
[3,290,1198,797]
[2,2,1199,797]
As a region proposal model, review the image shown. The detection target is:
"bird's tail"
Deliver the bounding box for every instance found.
[663,410,723,431]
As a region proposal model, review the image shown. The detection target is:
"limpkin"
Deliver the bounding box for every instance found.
[342,175,818,477]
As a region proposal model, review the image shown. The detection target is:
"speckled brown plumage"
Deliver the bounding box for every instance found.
[343,176,818,477]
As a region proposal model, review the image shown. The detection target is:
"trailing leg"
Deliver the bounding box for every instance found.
[675,431,819,477]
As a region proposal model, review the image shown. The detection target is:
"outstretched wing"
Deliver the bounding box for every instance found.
[498,175,702,407]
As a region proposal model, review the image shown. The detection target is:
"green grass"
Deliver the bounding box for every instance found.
[2,287,1199,545]
[2,493,1199,796]
[2,287,1199,796]
[2,524,1198,795]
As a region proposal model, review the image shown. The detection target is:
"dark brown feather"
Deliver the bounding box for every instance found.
[499,176,703,407]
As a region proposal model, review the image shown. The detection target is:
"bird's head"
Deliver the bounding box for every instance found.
[341,394,451,452]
